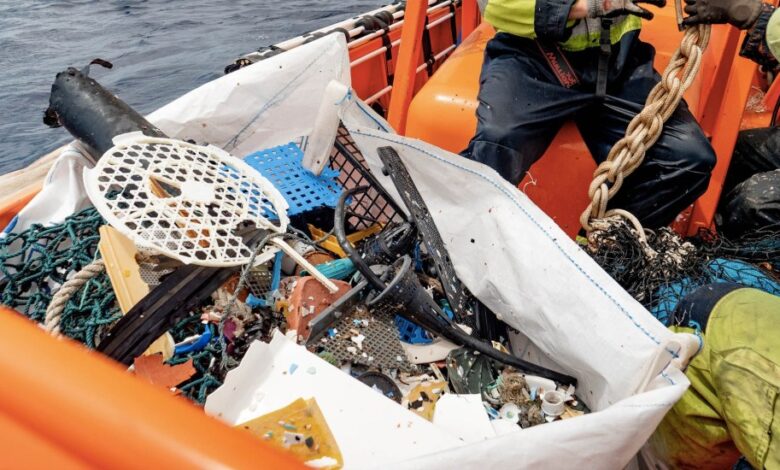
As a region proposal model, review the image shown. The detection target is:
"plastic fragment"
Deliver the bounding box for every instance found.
[133,354,196,390]
[283,276,351,342]
[246,293,267,309]
[499,403,521,423]
[308,223,382,258]
[432,394,495,443]
[350,333,365,350]
[405,380,447,421]
[236,397,343,469]
[541,390,566,418]
[446,348,497,396]
[561,406,586,420]
[356,371,402,403]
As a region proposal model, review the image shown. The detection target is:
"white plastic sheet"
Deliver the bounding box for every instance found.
[149,34,351,157]
[2,144,94,234]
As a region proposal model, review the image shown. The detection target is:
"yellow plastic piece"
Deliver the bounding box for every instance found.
[307,224,382,258]
[98,226,174,359]
[237,397,343,469]
[406,381,447,421]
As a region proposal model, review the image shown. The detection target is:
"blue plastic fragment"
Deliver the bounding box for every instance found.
[246,293,267,309]
[412,243,424,272]
[395,315,432,344]
[327,328,337,338]
[395,299,456,344]
[243,142,343,216]
[174,323,213,356]
[440,301,455,320]
[1,215,18,237]
[271,251,283,292]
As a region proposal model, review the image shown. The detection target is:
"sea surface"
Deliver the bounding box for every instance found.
[0,0,383,175]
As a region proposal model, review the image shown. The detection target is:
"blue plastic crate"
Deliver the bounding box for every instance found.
[244,143,342,216]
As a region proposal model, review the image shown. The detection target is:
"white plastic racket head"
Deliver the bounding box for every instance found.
[84,132,289,267]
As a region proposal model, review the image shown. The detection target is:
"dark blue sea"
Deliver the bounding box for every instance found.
[0,0,382,175]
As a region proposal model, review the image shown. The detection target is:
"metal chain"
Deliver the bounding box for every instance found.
[581,24,711,254]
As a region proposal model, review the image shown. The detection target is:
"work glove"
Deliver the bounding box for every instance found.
[681,0,763,28]
[587,0,667,19]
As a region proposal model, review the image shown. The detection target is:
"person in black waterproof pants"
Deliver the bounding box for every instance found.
[461,0,717,228]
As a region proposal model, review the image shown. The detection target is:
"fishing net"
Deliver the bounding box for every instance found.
[0,207,123,347]
[167,315,224,403]
[587,219,780,327]
[0,205,243,403]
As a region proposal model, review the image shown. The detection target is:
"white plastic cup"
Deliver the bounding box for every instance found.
[541,390,566,417]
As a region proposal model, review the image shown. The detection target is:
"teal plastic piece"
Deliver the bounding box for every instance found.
[302,258,356,280]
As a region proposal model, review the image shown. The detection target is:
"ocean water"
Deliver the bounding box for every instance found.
[0,0,382,175]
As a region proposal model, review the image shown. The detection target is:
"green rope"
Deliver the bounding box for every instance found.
[0,207,122,346]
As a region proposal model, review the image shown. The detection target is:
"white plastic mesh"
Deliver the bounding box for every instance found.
[84,133,289,267]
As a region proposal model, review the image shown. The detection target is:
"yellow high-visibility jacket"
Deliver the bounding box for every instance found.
[482,0,642,51]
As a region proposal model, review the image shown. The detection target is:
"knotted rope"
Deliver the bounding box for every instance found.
[44,258,106,335]
[581,24,711,257]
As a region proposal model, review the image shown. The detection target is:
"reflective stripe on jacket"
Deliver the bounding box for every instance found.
[483,0,642,51]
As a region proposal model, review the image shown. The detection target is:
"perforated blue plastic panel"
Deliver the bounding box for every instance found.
[244,143,342,216]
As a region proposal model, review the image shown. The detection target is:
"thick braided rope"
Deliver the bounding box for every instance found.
[44,259,106,335]
[581,25,711,249]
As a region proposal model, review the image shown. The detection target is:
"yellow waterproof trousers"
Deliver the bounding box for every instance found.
[651,288,780,469]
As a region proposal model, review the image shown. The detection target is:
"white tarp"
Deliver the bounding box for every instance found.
[148,34,351,157]
[2,143,94,235]
[16,32,696,468]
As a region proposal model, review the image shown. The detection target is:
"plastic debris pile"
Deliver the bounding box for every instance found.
[0,126,589,468]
